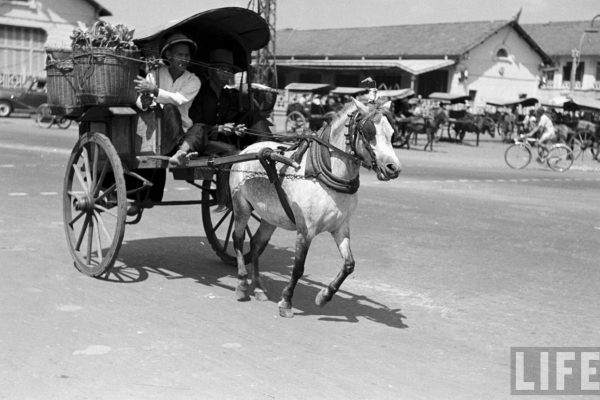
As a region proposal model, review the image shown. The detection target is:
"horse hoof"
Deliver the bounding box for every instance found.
[236,286,250,302]
[254,289,269,301]
[315,289,330,307]
[279,307,294,318]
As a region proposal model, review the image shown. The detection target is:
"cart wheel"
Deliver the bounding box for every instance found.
[201,176,264,266]
[546,144,573,172]
[35,104,54,128]
[504,143,531,169]
[63,132,127,277]
[56,116,72,129]
[285,111,306,134]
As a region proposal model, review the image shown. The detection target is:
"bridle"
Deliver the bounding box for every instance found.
[345,108,392,170]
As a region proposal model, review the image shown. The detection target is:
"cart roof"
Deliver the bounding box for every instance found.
[486,97,539,107]
[284,83,334,94]
[329,86,369,96]
[428,92,471,104]
[543,96,600,112]
[377,88,415,101]
[134,7,270,69]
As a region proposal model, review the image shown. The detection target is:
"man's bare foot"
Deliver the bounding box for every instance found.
[169,150,187,166]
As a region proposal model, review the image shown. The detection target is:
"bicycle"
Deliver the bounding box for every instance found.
[35,103,72,129]
[504,134,573,172]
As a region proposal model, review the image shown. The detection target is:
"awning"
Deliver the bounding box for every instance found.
[277,59,455,75]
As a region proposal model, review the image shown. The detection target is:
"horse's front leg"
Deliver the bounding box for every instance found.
[278,232,311,318]
[232,199,252,301]
[316,224,354,307]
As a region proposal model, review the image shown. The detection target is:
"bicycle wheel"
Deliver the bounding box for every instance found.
[56,116,72,129]
[504,143,531,169]
[35,104,54,129]
[546,145,573,172]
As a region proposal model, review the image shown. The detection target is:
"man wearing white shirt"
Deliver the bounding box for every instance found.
[128,33,201,214]
[134,32,201,154]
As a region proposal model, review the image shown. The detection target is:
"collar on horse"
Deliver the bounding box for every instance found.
[258,109,382,225]
[304,109,380,194]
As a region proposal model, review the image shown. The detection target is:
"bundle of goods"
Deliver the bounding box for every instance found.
[70,21,141,106]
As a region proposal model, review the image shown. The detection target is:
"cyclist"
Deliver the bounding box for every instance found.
[526,107,556,161]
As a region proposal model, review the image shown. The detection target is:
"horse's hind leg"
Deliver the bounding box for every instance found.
[232,196,252,301]
[316,224,354,307]
[278,232,311,318]
[250,220,276,301]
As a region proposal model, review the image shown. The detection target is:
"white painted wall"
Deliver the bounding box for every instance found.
[450,25,544,106]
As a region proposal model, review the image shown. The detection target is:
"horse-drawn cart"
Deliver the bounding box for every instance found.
[57,7,298,277]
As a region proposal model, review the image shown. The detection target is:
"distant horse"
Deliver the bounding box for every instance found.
[229,98,401,317]
[394,108,449,151]
[452,114,496,146]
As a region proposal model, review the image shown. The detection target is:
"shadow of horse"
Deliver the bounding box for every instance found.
[101,236,409,329]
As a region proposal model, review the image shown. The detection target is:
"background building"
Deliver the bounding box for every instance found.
[0,0,110,87]
[276,18,552,107]
[524,20,600,102]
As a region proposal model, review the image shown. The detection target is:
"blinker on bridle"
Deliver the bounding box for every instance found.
[345,110,383,170]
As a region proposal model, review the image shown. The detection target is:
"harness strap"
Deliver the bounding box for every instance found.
[257,148,296,225]
[305,124,360,194]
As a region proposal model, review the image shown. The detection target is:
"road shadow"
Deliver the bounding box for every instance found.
[102,236,408,330]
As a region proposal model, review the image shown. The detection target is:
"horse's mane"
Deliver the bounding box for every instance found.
[329,99,394,134]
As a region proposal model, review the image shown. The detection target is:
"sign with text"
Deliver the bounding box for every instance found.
[511,347,600,395]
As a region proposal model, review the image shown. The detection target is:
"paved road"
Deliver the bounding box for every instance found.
[1,117,599,399]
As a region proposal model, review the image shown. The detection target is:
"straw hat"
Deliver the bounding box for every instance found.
[160,33,197,58]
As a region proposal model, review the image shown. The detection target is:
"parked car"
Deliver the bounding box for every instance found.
[0,77,47,117]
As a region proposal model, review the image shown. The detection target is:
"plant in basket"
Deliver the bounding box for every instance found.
[71,21,142,106]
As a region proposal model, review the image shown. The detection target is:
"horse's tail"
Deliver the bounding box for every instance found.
[215,167,232,211]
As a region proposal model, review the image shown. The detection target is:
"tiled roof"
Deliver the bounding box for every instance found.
[522,21,600,57]
[277,20,516,59]
[86,0,111,17]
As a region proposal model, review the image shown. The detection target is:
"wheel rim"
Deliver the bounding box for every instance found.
[285,111,306,134]
[57,117,72,129]
[547,146,573,172]
[36,105,54,128]
[63,132,127,276]
[201,176,263,266]
[0,102,11,117]
[504,144,531,169]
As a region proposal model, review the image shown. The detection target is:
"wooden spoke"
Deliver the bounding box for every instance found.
[63,132,127,277]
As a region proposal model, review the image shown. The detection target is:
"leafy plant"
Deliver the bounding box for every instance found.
[71,21,138,51]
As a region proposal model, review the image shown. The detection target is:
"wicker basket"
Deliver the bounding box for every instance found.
[73,47,142,106]
[45,48,81,115]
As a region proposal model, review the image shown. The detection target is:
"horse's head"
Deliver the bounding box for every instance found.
[350,98,402,180]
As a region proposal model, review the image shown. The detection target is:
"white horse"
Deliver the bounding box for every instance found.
[229,98,401,317]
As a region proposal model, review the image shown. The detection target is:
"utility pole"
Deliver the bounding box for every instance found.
[570,14,600,95]
[247,0,278,88]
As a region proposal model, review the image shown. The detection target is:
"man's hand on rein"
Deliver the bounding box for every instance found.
[134,76,159,97]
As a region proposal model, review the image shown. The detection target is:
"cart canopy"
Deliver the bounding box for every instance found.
[329,86,369,96]
[284,83,334,94]
[486,97,538,108]
[134,7,270,70]
[428,92,471,104]
[377,88,415,101]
